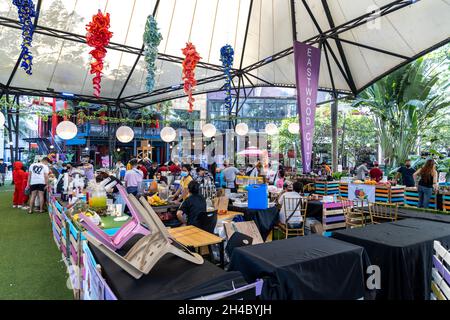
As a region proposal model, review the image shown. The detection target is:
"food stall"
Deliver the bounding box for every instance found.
[314,180,340,196]
[339,181,405,204]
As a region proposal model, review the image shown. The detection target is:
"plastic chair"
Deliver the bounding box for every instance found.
[83,194,203,279]
[79,185,150,251]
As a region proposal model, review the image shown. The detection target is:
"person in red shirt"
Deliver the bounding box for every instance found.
[369,162,383,182]
[168,161,181,174]
[12,161,26,208]
[138,160,148,179]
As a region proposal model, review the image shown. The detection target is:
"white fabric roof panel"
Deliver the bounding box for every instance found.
[0,0,448,105]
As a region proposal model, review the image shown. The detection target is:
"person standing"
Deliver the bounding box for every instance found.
[356,162,369,180]
[12,161,26,208]
[245,163,258,177]
[0,159,8,186]
[27,157,50,214]
[396,159,416,187]
[413,159,438,209]
[369,162,383,182]
[124,159,143,196]
[138,160,148,179]
[222,161,240,193]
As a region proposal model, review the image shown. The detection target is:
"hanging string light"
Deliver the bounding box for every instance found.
[143,15,162,93]
[220,45,234,110]
[182,43,201,113]
[12,0,36,75]
[86,9,113,97]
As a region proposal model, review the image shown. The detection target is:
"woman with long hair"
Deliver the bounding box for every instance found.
[413,159,438,208]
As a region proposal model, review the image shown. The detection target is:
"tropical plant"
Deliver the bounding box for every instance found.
[353,57,450,168]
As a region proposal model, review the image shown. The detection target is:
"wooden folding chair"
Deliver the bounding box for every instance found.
[343,199,367,228]
[369,202,399,224]
[277,197,308,239]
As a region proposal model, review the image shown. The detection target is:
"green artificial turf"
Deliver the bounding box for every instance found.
[0,185,73,300]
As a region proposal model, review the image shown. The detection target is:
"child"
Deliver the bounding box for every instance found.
[12,161,26,209]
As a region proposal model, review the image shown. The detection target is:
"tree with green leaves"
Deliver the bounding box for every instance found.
[353,56,450,168]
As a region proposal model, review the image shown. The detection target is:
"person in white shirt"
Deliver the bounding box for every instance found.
[222,160,241,193]
[124,159,143,196]
[278,181,303,225]
[27,157,50,214]
[245,164,258,177]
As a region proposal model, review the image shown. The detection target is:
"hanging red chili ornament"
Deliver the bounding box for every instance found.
[182,43,201,113]
[86,10,113,98]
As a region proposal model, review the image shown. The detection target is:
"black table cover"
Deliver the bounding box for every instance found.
[397,208,450,224]
[229,235,370,300]
[332,218,450,300]
[89,243,249,300]
[228,205,279,241]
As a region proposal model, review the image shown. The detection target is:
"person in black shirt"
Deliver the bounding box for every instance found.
[148,161,159,180]
[396,159,416,187]
[176,181,207,228]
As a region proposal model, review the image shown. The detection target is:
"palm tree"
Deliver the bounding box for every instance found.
[353,57,449,168]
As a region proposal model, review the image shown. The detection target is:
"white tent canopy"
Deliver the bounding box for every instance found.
[0,0,448,108]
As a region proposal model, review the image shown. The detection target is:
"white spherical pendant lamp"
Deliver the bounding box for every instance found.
[116,126,134,143]
[56,121,78,140]
[0,112,5,127]
[160,126,177,143]
[265,123,278,135]
[288,122,300,134]
[202,123,217,138]
[235,123,249,136]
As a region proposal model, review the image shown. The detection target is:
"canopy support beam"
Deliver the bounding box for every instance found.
[321,0,358,95]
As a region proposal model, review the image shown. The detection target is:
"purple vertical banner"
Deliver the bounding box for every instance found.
[293,41,321,174]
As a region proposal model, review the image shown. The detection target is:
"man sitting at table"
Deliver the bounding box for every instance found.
[277,181,303,226]
[176,181,207,228]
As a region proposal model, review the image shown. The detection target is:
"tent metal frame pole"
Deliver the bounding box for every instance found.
[290,0,298,42]
[243,0,417,73]
[5,0,42,88]
[320,0,358,94]
[327,35,409,60]
[301,0,357,94]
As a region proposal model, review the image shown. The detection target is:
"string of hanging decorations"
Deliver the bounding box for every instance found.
[220,44,234,110]
[182,43,201,113]
[86,9,113,97]
[143,15,163,93]
[12,0,36,75]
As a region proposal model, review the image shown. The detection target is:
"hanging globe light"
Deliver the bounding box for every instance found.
[265,123,278,135]
[160,126,177,143]
[0,112,5,127]
[202,123,217,138]
[56,121,78,140]
[288,122,300,134]
[235,123,249,136]
[116,126,134,143]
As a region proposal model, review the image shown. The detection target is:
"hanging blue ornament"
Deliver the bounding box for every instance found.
[220,45,234,110]
[13,0,36,75]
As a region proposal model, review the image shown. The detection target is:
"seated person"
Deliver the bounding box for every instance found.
[195,167,213,186]
[172,164,193,202]
[277,181,303,226]
[176,181,207,229]
[369,162,383,182]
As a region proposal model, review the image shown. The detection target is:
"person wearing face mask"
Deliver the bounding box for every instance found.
[396,159,416,187]
[172,164,193,201]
